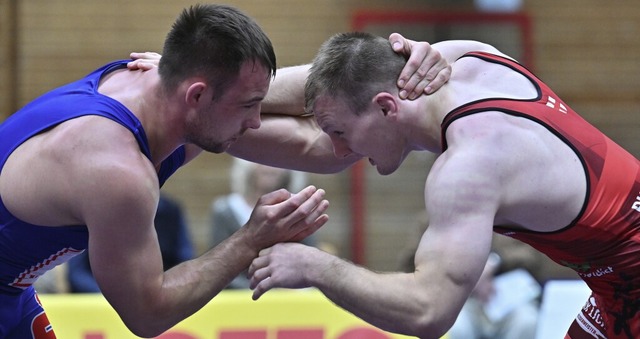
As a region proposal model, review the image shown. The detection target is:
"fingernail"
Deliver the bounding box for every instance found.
[398,80,405,87]
[393,42,402,50]
[399,90,407,99]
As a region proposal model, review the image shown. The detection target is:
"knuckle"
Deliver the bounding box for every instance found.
[407,57,421,68]
[416,67,429,78]
[264,210,278,221]
[290,199,302,209]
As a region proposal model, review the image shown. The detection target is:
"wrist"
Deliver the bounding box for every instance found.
[307,248,341,289]
[229,227,262,260]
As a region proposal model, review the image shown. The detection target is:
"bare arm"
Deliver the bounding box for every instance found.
[258,34,453,116]
[261,64,311,115]
[227,113,359,173]
[227,36,455,173]
[90,179,328,336]
[80,127,329,337]
[127,34,453,119]
[248,147,502,338]
[128,35,453,171]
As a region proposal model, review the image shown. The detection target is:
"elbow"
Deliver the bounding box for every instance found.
[123,322,167,339]
[407,306,458,339]
[121,314,173,338]
[118,305,177,338]
[409,317,455,339]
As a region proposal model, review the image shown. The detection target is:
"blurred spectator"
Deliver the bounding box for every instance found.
[211,158,317,289]
[33,265,69,294]
[67,193,194,293]
[447,252,540,339]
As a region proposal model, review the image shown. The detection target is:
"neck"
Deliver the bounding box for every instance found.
[404,92,449,153]
[100,68,186,167]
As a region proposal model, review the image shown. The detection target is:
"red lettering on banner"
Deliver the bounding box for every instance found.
[338,328,391,339]
[277,328,324,339]
[220,330,267,339]
[84,334,105,339]
[31,312,56,339]
[156,332,198,339]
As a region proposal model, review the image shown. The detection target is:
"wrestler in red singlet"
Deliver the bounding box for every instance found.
[442,52,640,339]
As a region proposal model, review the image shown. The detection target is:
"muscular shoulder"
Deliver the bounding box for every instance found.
[441,112,544,189]
[437,112,584,230]
[1,116,158,226]
[67,119,159,222]
[52,116,156,185]
[428,113,521,216]
[448,55,537,102]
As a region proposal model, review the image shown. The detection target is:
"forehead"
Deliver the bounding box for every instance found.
[223,61,271,99]
[313,94,353,129]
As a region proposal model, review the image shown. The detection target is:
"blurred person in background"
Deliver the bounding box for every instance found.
[211,158,317,289]
[446,251,540,339]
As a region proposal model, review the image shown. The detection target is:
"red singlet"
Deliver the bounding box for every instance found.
[441,52,640,338]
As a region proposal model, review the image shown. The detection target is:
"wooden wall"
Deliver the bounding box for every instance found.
[0,0,638,276]
[0,0,16,116]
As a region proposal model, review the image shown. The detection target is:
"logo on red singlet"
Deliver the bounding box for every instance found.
[576,297,607,338]
[546,96,568,114]
[560,261,615,279]
[632,192,640,212]
[10,247,83,289]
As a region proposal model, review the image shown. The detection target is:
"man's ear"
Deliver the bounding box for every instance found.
[184,81,209,107]
[374,92,398,118]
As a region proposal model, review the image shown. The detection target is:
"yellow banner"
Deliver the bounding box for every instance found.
[40,289,445,339]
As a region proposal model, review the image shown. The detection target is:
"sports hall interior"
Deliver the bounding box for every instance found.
[1,0,639,282]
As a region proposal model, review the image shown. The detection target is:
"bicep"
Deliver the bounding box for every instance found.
[228,114,358,173]
[413,153,501,312]
[82,165,164,312]
[261,64,310,116]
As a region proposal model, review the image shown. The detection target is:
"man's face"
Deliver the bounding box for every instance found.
[313,94,408,175]
[186,61,271,153]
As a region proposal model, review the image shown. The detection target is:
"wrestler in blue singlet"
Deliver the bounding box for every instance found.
[0,61,185,338]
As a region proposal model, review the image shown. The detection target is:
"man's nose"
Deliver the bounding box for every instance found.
[245,112,261,130]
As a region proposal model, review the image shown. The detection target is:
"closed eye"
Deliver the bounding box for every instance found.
[242,97,263,109]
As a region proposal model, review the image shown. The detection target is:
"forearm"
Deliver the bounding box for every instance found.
[311,254,455,338]
[123,186,330,336]
[116,228,258,337]
[160,230,256,319]
[261,64,310,115]
[228,115,359,174]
